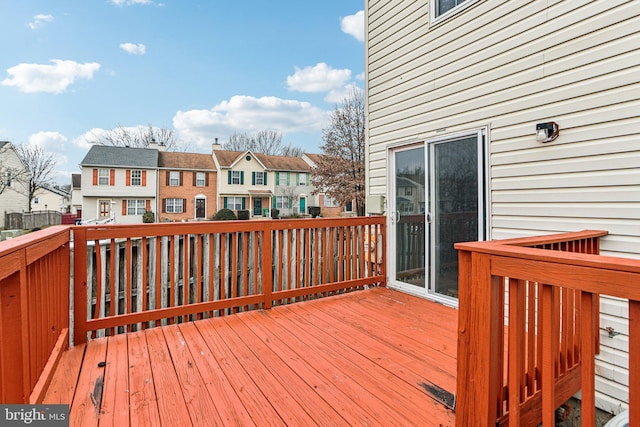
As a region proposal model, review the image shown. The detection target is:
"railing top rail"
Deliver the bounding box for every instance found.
[458,229,608,248]
[74,216,386,240]
[0,225,71,258]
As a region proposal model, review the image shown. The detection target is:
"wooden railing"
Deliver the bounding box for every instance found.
[73,217,386,344]
[454,230,640,426]
[0,226,71,404]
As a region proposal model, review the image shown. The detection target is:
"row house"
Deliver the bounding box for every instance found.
[80,145,158,224]
[157,151,217,221]
[212,147,316,218]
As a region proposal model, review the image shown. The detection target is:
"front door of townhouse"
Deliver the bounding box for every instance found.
[389,131,485,304]
[195,198,206,219]
[254,198,262,216]
[299,197,305,215]
[99,200,110,218]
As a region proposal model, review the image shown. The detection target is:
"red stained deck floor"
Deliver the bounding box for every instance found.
[44,287,457,426]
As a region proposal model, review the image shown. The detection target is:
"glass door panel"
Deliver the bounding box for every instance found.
[431,136,480,299]
[393,147,426,289]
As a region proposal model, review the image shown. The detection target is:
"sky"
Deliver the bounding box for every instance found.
[0,0,365,184]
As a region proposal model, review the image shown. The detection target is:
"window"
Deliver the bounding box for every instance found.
[169,171,180,186]
[275,196,290,209]
[323,195,339,207]
[99,200,110,217]
[254,172,264,185]
[4,170,11,187]
[226,196,243,210]
[98,168,109,186]
[33,196,40,204]
[298,173,307,186]
[166,198,184,213]
[231,171,242,185]
[127,200,146,215]
[195,172,206,187]
[433,0,474,20]
[131,170,142,186]
[277,172,288,186]
[346,201,353,212]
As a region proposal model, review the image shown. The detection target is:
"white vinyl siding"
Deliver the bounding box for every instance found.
[366,0,640,413]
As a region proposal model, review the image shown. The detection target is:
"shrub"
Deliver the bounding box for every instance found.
[237,210,250,220]
[214,208,237,220]
[308,206,321,218]
[142,211,155,223]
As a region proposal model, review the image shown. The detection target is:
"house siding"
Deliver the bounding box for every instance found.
[366,0,640,413]
[0,144,28,228]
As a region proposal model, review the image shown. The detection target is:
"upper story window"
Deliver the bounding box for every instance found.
[98,168,109,186]
[4,170,11,187]
[131,170,142,186]
[298,173,307,186]
[231,171,242,185]
[169,171,180,186]
[195,172,206,187]
[255,172,264,185]
[276,172,288,186]
[432,0,475,21]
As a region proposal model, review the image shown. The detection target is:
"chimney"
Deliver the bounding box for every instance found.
[212,137,222,152]
[157,141,167,152]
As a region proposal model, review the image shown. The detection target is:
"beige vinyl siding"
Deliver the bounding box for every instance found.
[366,0,639,413]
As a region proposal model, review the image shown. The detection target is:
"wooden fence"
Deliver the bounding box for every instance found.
[0,226,71,404]
[455,230,640,426]
[73,217,386,344]
[4,211,62,230]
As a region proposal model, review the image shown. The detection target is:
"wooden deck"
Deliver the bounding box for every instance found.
[43,287,457,426]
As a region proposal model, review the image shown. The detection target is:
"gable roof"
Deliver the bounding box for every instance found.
[158,151,216,170]
[303,153,323,166]
[80,145,158,168]
[213,149,310,172]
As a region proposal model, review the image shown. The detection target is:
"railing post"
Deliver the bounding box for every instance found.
[262,224,273,309]
[73,227,88,345]
[456,250,502,426]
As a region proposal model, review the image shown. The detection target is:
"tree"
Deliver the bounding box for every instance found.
[89,125,185,151]
[311,89,366,216]
[14,144,57,212]
[224,130,304,157]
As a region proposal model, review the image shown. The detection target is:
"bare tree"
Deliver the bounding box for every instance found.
[311,89,366,216]
[14,144,57,212]
[223,130,304,157]
[89,125,186,151]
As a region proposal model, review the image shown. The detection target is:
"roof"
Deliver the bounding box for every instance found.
[303,153,324,165]
[72,174,81,189]
[41,185,70,198]
[0,141,9,150]
[80,145,158,168]
[158,151,216,171]
[213,149,311,172]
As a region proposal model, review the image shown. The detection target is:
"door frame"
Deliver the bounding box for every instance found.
[194,196,206,220]
[387,128,489,307]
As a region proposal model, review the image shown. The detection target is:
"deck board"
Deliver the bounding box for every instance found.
[46,287,457,426]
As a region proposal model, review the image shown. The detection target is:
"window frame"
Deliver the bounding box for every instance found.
[227,196,243,210]
[255,172,264,185]
[127,199,146,215]
[430,0,477,24]
[298,173,307,186]
[275,196,290,209]
[166,198,184,213]
[131,170,142,186]
[231,171,242,185]
[195,172,206,187]
[98,168,109,186]
[169,171,180,186]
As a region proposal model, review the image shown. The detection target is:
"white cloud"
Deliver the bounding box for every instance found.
[28,131,69,167]
[28,14,54,30]
[173,95,329,149]
[73,128,109,150]
[120,43,146,55]
[111,0,153,5]
[287,63,351,93]
[324,83,363,104]
[341,10,364,42]
[1,60,100,94]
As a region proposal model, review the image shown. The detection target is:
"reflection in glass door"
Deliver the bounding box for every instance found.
[430,135,482,300]
[390,132,484,303]
[392,147,426,290]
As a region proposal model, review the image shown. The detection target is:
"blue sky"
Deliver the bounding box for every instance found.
[0,0,365,183]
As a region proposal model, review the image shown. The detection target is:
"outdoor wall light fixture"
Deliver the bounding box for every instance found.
[536,122,559,143]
